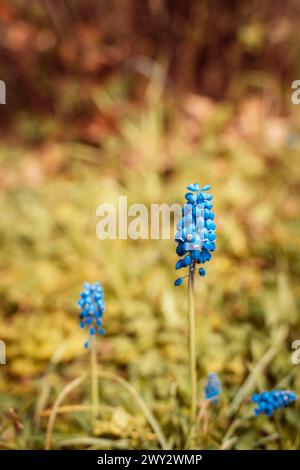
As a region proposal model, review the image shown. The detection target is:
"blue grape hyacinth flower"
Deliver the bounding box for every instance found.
[204,373,221,404]
[77,282,105,348]
[174,183,216,286]
[252,390,297,416]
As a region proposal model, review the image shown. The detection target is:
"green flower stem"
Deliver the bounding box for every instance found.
[45,371,168,450]
[97,371,169,450]
[188,261,197,426]
[45,374,87,450]
[91,337,99,430]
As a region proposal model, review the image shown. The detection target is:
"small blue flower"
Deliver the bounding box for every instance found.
[204,373,221,404]
[77,282,105,348]
[185,192,197,203]
[176,259,184,270]
[174,277,183,286]
[183,255,192,267]
[187,183,199,192]
[174,183,216,285]
[252,390,297,416]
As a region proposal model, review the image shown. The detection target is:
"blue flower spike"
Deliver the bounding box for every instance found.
[204,373,221,404]
[77,282,105,348]
[252,390,297,416]
[174,183,216,285]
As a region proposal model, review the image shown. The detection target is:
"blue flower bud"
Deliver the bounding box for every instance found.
[183,203,193,214]
[185,192,197,203]
[191,250,201,261]
[187,183,199,192]
[183,255,192,267]
[208,231,216,241]
[197,193,204,203]
[193,205,203,217]
[205,220,215,230]
[252,394,260,403]
[175,277,183,286]
[175,231,184,241]
[185,213,193,224]
[204,209,212,219]
[176,243,185,256]
[176,259,184,270]
[203,240,211,250]
[204,373,221,403]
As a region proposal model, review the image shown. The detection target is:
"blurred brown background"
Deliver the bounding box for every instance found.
[1,0,300,143]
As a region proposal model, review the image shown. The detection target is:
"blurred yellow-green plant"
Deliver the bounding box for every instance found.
[0,73,300,449]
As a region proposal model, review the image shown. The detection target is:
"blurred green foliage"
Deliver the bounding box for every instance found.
[0,75,300,449]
